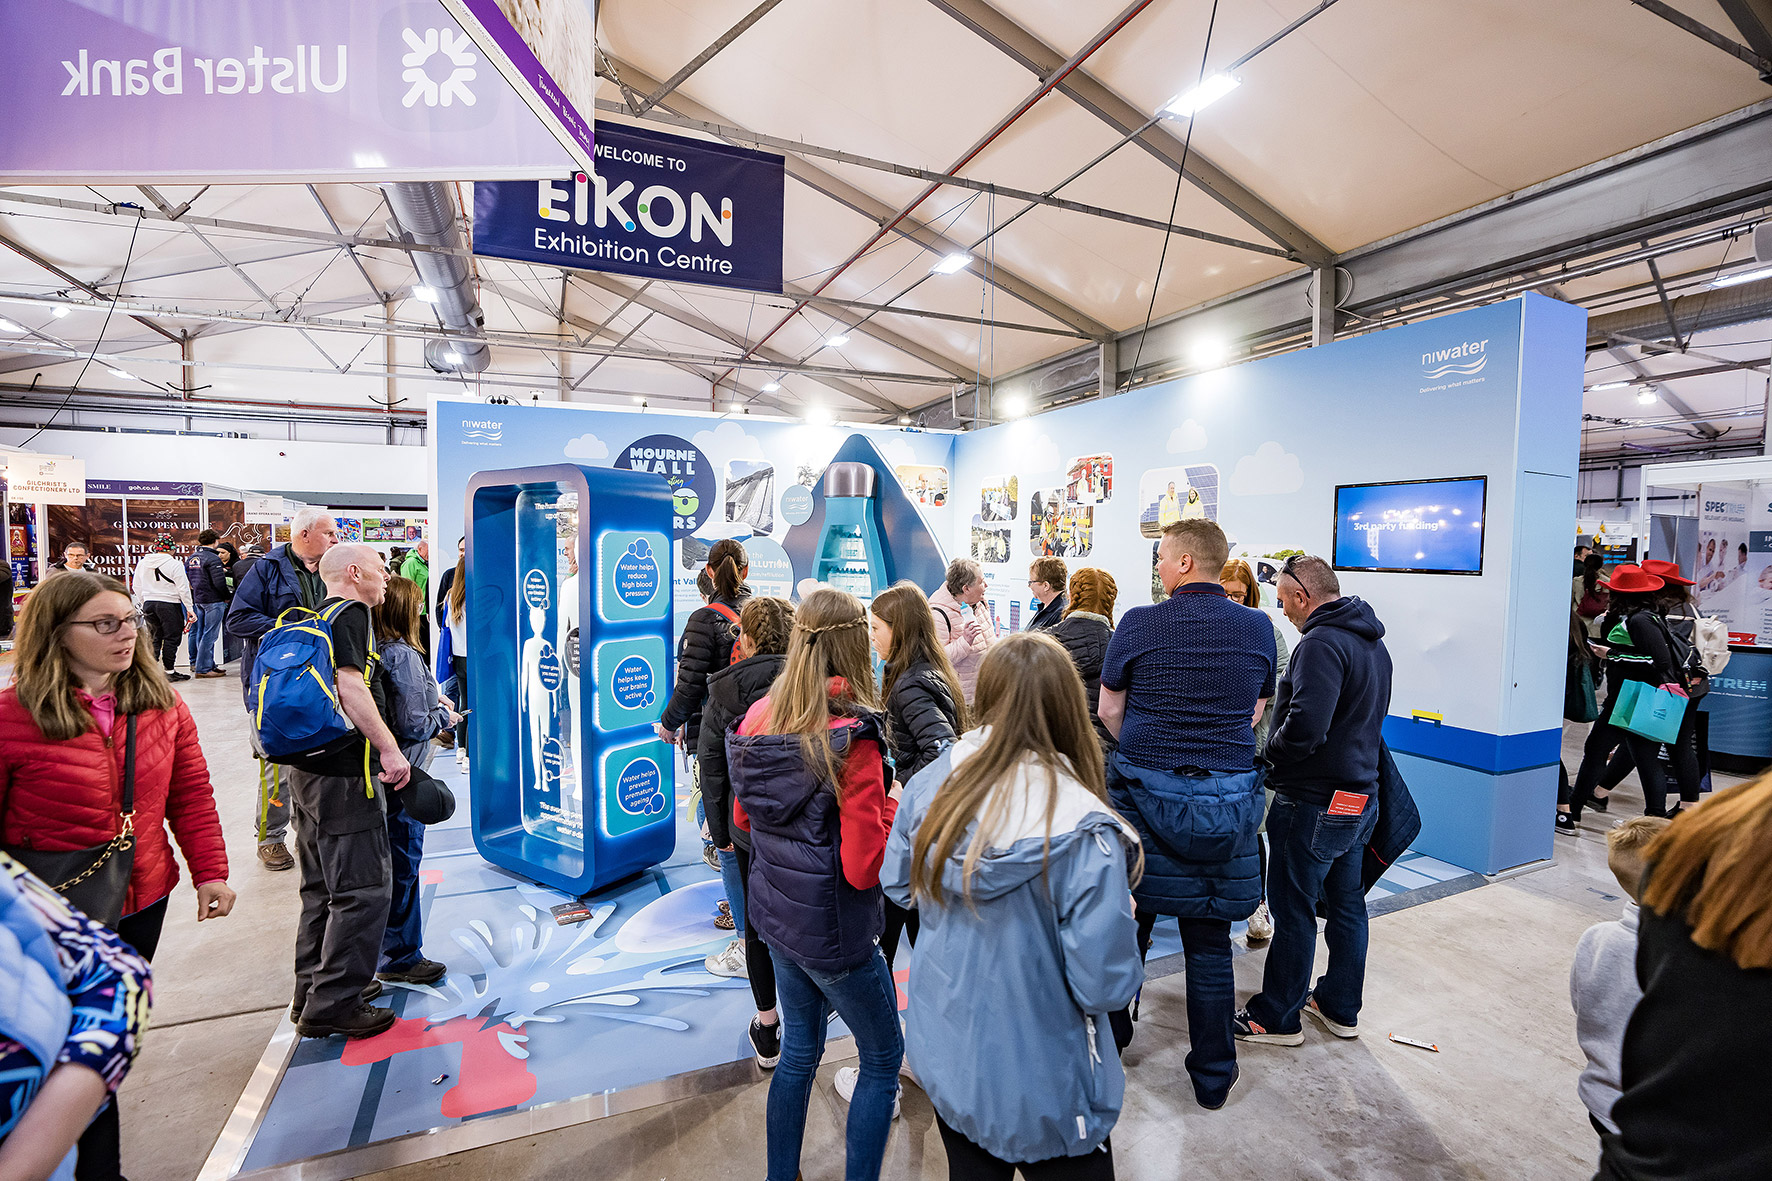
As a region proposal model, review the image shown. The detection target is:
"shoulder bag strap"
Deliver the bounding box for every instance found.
[122,714,137,824]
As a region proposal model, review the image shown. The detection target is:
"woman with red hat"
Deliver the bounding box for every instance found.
[1566,564,1692,826]
[1582,560,1709,815]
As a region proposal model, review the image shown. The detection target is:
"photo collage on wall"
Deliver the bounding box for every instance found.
[896,465,948,507]
[972,473,1017,563]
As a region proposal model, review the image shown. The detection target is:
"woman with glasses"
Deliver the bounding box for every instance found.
[0,571,232,1181]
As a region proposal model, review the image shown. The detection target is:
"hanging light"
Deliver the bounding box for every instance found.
[1161,73,1240,118]
[930,252,973,275]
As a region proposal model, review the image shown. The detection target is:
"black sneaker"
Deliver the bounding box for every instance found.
[297,1003,396,1040]
[1555,811,1577,833]
[378,959,447,985]
[1197,1063,1240,1111]
[749,1015,782,1069]
[168,671,192,682]
[1588,793,1611,814]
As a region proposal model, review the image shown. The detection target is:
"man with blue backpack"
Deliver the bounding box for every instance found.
[269,543,413,1040]
[226,508,337,871]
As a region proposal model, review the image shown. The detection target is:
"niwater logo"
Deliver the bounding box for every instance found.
[1420,339,1489,380]
[462,418,503,446]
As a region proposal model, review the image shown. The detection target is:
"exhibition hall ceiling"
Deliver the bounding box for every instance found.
[0,0,1767,460]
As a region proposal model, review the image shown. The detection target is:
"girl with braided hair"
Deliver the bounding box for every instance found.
[725,587,904,1180]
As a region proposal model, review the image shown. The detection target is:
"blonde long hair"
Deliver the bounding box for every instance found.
[760,587,880,789]
[12,572,174,740]
[908,632,1141,907]
[1640,776,1772,970]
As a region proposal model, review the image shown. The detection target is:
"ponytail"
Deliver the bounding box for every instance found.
[707,538,748,602]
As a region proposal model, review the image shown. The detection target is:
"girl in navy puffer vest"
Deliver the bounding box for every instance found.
[726,587,903,1181]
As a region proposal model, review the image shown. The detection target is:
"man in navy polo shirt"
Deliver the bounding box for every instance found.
[1099,519,1275,1109]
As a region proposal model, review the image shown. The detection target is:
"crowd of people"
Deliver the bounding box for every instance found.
[2,513,1769,1180]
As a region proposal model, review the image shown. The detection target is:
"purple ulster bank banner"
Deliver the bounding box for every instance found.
[473,121,786,295]
[0,0,585,183]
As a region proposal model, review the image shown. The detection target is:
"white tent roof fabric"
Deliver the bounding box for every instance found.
[0,0,1768,461]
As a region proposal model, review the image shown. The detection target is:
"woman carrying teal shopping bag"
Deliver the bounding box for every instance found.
[1569,565,1688,821]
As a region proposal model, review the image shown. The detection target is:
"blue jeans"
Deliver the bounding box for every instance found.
[717,847,745,933]
[767,946,903,1181]
[379,788,427,970]
[1138,912,1235,1102]
[1246,795,1379,1033]
[192,602,226,672]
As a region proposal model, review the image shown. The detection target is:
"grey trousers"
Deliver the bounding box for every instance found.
[247,722,292,846]
[290,766,391,1024]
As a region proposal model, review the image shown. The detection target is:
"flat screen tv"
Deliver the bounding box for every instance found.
[1333,476,1487,575]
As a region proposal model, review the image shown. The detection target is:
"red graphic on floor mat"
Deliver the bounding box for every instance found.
[343,1016,536,1117]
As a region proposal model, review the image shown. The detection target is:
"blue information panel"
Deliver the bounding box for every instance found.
[467,464,676,896]
[1333,476,1487,575]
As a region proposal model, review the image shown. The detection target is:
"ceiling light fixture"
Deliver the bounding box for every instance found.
[898,414,913,425]
[1587,381,1630,392]
[1161,73,1240,118]
[1636,389,1657,405]
[51,304,70,318]
[761,380,781,392]
[0,319,19,333]
[825,334,849,348]
[1710,264,1772,289]
[1188,335,1229,369]
[413,285,440,302]
[806,405,834,426]
[1000,394,1028,418]
[107,368,131,380]
[931,252,973,275]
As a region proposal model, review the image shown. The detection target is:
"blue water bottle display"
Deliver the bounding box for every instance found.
[813,462,889,603]
[466,464,676,896]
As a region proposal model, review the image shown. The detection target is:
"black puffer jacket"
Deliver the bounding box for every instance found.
[661,591,749,748]
[1050,610,1116,755]
[884,660,961,784]
[697,652,786,850]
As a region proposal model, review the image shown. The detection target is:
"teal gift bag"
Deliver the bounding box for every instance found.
[1617,682,1686,744]
[1608,679,1642,721]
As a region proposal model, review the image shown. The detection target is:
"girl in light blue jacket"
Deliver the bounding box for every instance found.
[883,632,1143,1176]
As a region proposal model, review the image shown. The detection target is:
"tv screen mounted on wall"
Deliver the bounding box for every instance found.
[1333,476,1487,575]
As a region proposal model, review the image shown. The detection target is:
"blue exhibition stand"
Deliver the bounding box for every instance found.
[464,463,676,896]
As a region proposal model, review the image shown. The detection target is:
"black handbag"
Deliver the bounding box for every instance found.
[4,715,137,927]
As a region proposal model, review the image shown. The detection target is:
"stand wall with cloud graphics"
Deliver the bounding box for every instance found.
[431,294,1584,876]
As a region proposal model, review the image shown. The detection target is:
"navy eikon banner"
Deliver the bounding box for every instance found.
[473,120,784,294]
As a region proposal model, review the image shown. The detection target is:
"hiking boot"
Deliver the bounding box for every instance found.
[290,980,381,1022]
[1233,1007,1303,1046]
[378,959,447,986]
[257,843,295,871]
[297,1003,396,1040]
[705,939,748,979]
[749,1015,782,1068]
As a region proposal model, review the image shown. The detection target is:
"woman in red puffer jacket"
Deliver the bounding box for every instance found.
[0,571,233,1181]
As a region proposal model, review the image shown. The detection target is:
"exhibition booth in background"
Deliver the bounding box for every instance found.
[203,293,1583,1176]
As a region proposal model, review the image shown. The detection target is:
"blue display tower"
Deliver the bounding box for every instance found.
[464,463,676,896]
[812,462,890,603]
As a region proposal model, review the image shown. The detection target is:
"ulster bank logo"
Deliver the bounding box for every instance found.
[400,27,476,108]
[1421,338,1489,380]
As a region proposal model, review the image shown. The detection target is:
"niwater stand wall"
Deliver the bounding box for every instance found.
[950,295,1585,874]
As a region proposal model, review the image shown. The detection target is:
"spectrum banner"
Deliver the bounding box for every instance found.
[473,121,786,294]
[0,0,584,183]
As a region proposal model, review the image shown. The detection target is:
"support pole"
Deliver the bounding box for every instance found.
[1312,265,1337,346]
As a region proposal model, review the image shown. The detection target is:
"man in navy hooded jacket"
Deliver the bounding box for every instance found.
[225,508,337,871]
[1237,554,1392,1047]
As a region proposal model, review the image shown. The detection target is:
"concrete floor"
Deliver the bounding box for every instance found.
[124,678,1682,1181]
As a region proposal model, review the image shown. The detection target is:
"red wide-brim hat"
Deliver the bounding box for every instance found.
[1600,564,1665,594]
[1640,559,1695,586]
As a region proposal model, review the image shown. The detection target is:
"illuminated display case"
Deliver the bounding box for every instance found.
[464,463,676,895]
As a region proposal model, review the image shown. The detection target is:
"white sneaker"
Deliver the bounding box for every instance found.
[1246,902,1274,943]
[705,939,748,979]
[455,747,467,770]
[833,1066,900,1119]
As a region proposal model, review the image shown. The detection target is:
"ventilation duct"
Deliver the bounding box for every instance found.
[1586,276,1772,347]
[381,182,491,373]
